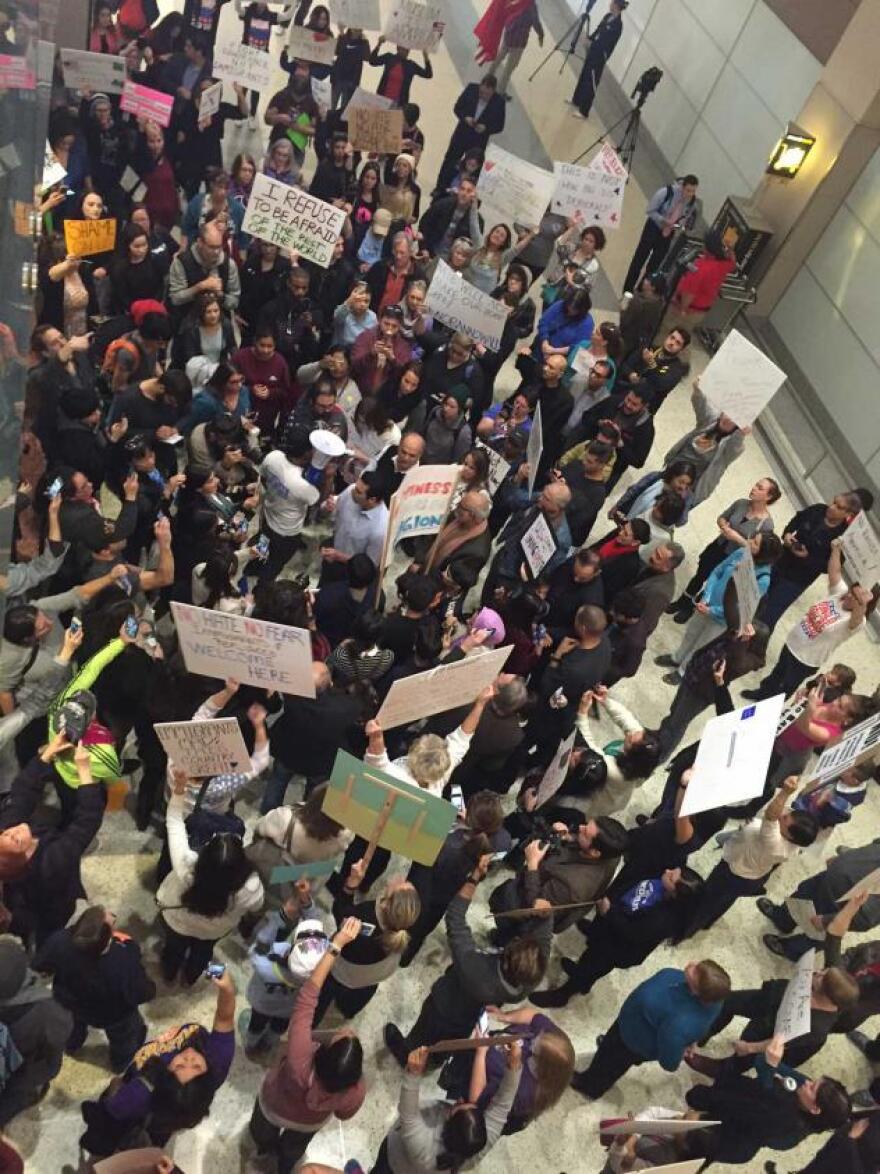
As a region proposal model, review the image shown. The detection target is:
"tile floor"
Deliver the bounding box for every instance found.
[11,3,878,1171]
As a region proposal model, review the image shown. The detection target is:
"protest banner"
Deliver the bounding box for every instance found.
[601,1120,720,1138]
[842,511,880,590]
[310,75,332,111]
[732,548,761,631]
[63,217,117,257]
[806,709,880,782]
[153,718,251,778]
[0,55,35,89]
[383,0,446,51]
[213,35,274,91]
[775,947,815,1042]
[323,749,457,866]
[347,103,403,155]
[478,143,557,230]
[552,160,626,228]
[535,730,577,808]
[424,260,507,352]
[494,901,595,919]
[389,462,459,545]
[199,80,223,121]
[330,0,382,29]
[521,510,557,579]
[475,441,510,496]
[526,401,543,496]
[699,329,787,429]
[679,694,786,817]
[288,25,337,65]
[60,48,126,94]
[242,173,347,268]
[171,602,315,697]
[269,860,338,886]
[120,80,174,127]
[375,645,512,729]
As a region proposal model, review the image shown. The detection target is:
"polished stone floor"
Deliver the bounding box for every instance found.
[10,3,879,1171]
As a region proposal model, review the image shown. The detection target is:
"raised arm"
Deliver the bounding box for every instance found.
[763,774,799,824]
[211,967,237,1032]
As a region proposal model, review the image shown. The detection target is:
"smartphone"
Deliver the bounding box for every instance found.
[123,615,139,639]
[204,961,226,979]
[450,785,464,813]
[358,922,377,937]
[69,615,82,636]
[45,476,63,499]
[117,573,133,597]
[255,534,270,560]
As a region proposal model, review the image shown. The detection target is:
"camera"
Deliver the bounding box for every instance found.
[631,66,663,107]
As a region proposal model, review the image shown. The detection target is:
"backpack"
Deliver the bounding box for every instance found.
[184,776,245,851]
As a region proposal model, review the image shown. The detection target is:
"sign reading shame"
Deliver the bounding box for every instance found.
[64,218,117,257]
[242,174,347,269]
[425,260,507,351]
[154,718,251,778]
[171,602,315,697]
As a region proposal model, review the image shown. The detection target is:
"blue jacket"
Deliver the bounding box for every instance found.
[618,967,722,1070]
[701,547,770,622]
[534,300,594,357]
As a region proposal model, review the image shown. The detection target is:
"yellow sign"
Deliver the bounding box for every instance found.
[63,217,117,257]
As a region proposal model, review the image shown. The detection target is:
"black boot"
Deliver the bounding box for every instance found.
[531,980,578,1008]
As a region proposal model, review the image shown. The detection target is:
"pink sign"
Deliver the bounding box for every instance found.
[120,80,174,128]
[0,55,36,90]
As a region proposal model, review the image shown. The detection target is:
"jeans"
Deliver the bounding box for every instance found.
[573,1020,644,1098]
[656,684,707,761]
[624,220,672,296]
[752,644,813,701]
[160,922,217,986]
[672,610,723,671]
[246,1008,288,1050]
[495,43,524,93]
[249,1098,315,1174]
[686,861,768,935]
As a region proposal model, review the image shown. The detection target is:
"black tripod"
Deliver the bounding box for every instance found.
[528,0,598,81]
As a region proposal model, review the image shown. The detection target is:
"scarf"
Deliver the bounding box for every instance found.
[474,0,532,64]
[428,515,487,571]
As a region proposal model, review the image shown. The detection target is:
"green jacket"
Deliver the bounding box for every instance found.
[48,637,124,787]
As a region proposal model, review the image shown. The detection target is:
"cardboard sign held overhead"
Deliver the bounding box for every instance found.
[806,709,880,782]
[478,143,557,230]
[552,158,626,228]
[842,511,880,590]
[699,329,786,429]
[534,730,577,808]
[120,80,174,127]
[347,104,404,156]
[383,0,446,51]
[60,48,126,94]
[375,644,511,729]
[388,463,460,546]
[288,26,337,65]
[330,0,382,30]
[242,174,347,268]
[199,80,223,121]
[63,217,117,257]
[322,749,457,866]
[154,718,251,778]
[526,400,543,497]
[521,511,557,579]
[774,947,815,1042]
[425,260,508,352]
[213,36,274,92]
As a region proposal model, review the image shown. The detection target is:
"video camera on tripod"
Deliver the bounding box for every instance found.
[631,66,663,107]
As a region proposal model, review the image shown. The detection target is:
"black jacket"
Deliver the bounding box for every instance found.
[59,496,138,553]
[55,416,113,494]
[445,83,506,158]
[368,48,433,106]
[615,347,688,409]
[579,393,655,474]
[34,929,156,1027]
[544,557,605,639]
[270,690,364,777]
[26,354,97,462]
[365,258,426,313]
[418,195,484,255]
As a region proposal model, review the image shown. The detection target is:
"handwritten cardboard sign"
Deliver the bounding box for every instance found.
[775,947,815,1042]
[732,547,761,630]
[199,80,223,121]
[288,26,337,65]
[475,441,511,496]
[213,35,274,92]
[806,709,880,782]
[842,510,880,590]
[526,401,543,496]
[389,462,459,545]
[154,717,251,778]
[60,47,126,94]
[171,602,316,697]
[0,54,36,90]
[552,159,626,228]
[521,510,557,578]
[534,730,578,808]
[383,0,446,51]
[63,217,117,257]
[700,329,787,429]
[347,103,404,155]
[478,143,557,230]
[424,260,507,352]
[375,644,512,729]
[242,173,347,268]
[120,80,174,127]
[330,0,382,29]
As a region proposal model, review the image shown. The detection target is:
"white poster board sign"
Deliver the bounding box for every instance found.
[330,0,382,30]
[475,441,510,496]
[521,511,557,578]
[699,329,787,429]
[589,142,628,179]
[390,463,460,544]
[171,603,315,697]
[60,48,126,94]
[842,511,880,589]
[837,866,880,903]
[199,80,223,121]
[425,260,507,352]
[535,730,577,808]
[154,718,251,778]
[774,947,815,1042]
[375,645,512,728]
[383,0,446,51]
[807,710,880,782]
[478,144,557,231]
[242,174,347,268]
[212,36,274,92]
[344,84,394,112]
[679,694,786,817]
[732,548,761,630]
[526,401,543,496]
[551,160,626,228]
[288,26,337,64]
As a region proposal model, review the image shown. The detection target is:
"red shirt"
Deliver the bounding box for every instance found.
[598,536,640,563]
[383,62,405,104]
[231,347,294,434]
[378,269,407,315]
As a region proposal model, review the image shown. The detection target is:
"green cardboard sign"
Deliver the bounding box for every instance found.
[269,860,338,887]
[322,749,457,866]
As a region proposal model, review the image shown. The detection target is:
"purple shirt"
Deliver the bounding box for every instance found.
[480,1014,557,1121]
[105,1026,235,1120]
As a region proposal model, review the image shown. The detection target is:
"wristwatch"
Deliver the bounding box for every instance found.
[328,943,341,957]
[467,871,482,885]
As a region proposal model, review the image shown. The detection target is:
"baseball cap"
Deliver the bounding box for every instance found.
[372,208,393,237]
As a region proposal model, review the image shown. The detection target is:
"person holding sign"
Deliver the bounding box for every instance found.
[38,236,99,338]
[369,37,433,109]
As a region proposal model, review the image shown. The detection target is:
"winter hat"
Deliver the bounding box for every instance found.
[287,919,329,981]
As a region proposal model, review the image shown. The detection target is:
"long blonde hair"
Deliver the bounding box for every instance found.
[530,1028,576,1117]
[376,882,420,954]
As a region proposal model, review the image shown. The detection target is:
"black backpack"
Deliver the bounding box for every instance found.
[184,776,245,851]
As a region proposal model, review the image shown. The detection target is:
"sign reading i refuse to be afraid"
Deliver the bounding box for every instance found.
[242,174,347,269]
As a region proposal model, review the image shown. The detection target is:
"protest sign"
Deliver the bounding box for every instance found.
[60,48,126,94]
[120,81,174,127]
[330,0,382,29]
[199,80,223,121]
[699,329,787,428]
[213,35,274,91]
[806,709,880,782]
[171,602,315,697]
[323,749,457,866]
[425,260,507,351]
[552,160,626,228]
[842,511,880,590]
[63,217,117,257]
[521,511,557,578]
[389,463,459,545]
[478,143,557,230]
[344,85,394,112]
[375,645,511,729]
[311,75,332,111]
[288,25,337,65]
[270,860,338,886]
[601,1120,719,1138]
[732,548,761,630]
[679,694,786,817]
[475,441,510,496]
[0,55,35,89]
[383,0,446,51]
[526,401,543,496]
[347,103,404,155]
[154,718,251,778]
[775,947,815,1042]
[535,730,577,808]
[589,141,629,179]
[428,1034,520,1053]
[242,174,347,268]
